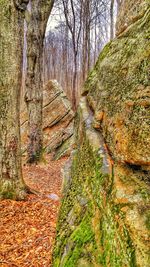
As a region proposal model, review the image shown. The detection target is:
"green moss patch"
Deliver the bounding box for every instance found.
[53,130,137,266]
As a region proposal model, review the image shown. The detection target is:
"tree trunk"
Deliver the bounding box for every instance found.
[87,23,91,73]
[64,24,69,95]
[0,0,28,200]
[94,18,97,64]
[116,0,122,15]
[82,25,86,82]
[25,0,54,163]
[72,51,77,111]
[110,0,115,40]
[82,0,90,82]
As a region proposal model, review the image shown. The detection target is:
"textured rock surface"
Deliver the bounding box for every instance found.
[116,0,149,36]
[53,98,150,267]
[21,80,74,159]
[84,6,150,166]
[53,2,150,266]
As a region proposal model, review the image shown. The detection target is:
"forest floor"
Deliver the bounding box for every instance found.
[0,155,67,267]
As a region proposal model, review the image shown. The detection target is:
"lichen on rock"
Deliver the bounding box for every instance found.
[53,98,150,267]
[53,2,150,266]
[84,7,150,166]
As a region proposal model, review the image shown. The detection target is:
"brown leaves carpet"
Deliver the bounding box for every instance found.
[0,155,67,267]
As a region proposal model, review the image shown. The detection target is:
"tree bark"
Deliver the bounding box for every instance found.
[72,51,77,111]
[25,0,54,163]
[0,0,28,199]
[116,0,122,17]
[82,0,90,82]
[110,0,115,40]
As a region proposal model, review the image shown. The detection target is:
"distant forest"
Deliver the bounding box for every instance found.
[43,0,120,106]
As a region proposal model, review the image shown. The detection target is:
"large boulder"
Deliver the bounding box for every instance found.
[53,98,150,267]
[84,4,150,166]
[21,80,74,159]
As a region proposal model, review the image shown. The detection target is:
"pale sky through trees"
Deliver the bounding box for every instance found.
[46,0,117,38]
[44,0,118,107]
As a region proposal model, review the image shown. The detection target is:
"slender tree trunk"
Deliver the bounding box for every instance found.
[82,0,90,82]
[116,0,121,15]
[86,1,90,74]
[87,23,91,73]
[72,50,77,111]
[25,0,54,163]
[0,0,28,199]
[64,24,69,94]
[110,0,115,40]
[82,26,86,82]
[94,19,98,64]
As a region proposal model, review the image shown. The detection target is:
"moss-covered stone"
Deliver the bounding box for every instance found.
[53,99,150,267]
[84,7,150,166]
[53,3,150,266]
[116,0,150,36]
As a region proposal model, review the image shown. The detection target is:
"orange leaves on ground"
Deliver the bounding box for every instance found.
[0,155,67,267]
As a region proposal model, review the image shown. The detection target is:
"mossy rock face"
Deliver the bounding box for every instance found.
[53,4,150,266]
[53,99,150,267]
[84,8,150,166]
[116,0,150,36]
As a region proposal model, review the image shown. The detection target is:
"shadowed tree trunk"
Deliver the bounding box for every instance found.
[25,0,54,163]
[0,0,28,200]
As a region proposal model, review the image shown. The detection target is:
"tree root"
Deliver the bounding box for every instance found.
[25,185,42,197]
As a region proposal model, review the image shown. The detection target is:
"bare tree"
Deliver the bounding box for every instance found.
[44,0,112,106]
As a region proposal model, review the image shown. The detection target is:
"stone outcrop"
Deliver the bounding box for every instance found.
[21,80,74,159]
[53,2,150,266]
[53,98,149,267]
[84,3,150,166]
[116,0,149,36]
